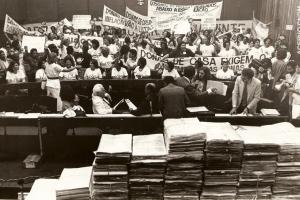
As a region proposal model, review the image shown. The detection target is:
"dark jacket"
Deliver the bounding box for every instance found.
[131,95,159,116]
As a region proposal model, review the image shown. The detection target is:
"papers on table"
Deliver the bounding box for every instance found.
[207,80,228,96]
[56,166,92,200]
[164,118,206,199]
[26,179,58,200]
[187,106,209,113]
[18,113,40,119]
[92,134,132,200]
[125,99,137,110]
[215,113,253,117]
[130,134,167,199]
[261,109,280,116]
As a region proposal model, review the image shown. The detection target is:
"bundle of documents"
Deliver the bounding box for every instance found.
[26,179,58,200]
[272,127,300,199]
[236,128,280,200]
[206,80,228,96]
[130,134,167,200]
[199,122,243,200]
[56,166,92,200]
[164,118,206,200]
[91,134,132,200]
[261,108,280,116]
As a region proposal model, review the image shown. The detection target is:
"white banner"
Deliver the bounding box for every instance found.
[137,48,253,74]
[125,7,154,33]
[3,14,32,35]
[148,0,223,21]
[72,15,91,30]
[192,20,252,36]
[22,35,46,53]
[297,3,300,54]
[103,5,127,30]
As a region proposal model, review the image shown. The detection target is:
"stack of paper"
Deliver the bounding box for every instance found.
[26,179,58,200]
[164,118,206,200]
[130,134,167,200]
[236,129,280,200]
[261,109,280,116]
[199,122,243,200]
[91,134,132,200]
[56,166,92,200]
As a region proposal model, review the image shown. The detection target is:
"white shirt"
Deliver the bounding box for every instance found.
[88,48,101,60]
[59,67,78,80]
[218,49,236,57]
[35,69,47,81]
[45,63,64,89]
[45,39,61,47]
[134,66,151,79]
[260,45,275,59]
[162,69,180,79]
[200,44,215,56]
[92,95,113,114]
[108,44,119,55]
[98,55,114,69]
[111,67,128,79]
[248,47,263,60]
[216,69,235,80]
[235,43,249,55]
[84,68,102,80]
[186,44,198,53]
[6,70,26,83]
[293,76,300,105]
[125,58,137,70]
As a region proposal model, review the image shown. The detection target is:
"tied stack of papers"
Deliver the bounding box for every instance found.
[271,124,300,199]
[199,122,243,200]
[26,179,58,200]
[56,166,92,200]
[236,127,280,200]
[130,134,167,200]
[91,134,132,200]
[164,118,206,200]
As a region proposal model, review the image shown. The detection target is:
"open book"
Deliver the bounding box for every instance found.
[112,98,137,111]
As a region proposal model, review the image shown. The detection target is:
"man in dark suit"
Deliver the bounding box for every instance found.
[158,76,190,119]
[176,66,216,106]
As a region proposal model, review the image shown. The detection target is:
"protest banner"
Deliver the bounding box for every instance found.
[23,21,56,34]
[103,5,127,30]
[192,20,252,36]
[148,0,222,23]
[72,15,91,30]
[137,48,253,74]
[3,14,32,35]
[125,7,154,33]
[297,4,300,54]
[201,18,217,30]
[252,17,269,43]
[22,35,46,53]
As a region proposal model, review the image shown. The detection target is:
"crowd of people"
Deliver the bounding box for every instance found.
[0,21,299,119]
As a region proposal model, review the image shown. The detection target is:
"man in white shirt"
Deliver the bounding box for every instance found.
[199,37,216,57]
[92,84,113,114]
[216,62,235,80]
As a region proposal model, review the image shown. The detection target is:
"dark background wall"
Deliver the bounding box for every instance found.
[0,0,297,58]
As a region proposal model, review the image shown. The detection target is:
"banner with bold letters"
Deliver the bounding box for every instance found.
[4,14,32,35]
[125,7,154,33]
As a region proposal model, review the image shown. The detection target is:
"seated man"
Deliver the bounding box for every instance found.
[230,68,261,115]
[216,61,235,80]
[92,84,114,114]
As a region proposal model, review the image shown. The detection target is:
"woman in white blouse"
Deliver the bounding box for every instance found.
[59,57,78,80]
[134,57,151,79]
[111,60,128,79]
[162,62,180,79]
[84,59,102,80]
[6,60,26,84]
[98,47,114,77]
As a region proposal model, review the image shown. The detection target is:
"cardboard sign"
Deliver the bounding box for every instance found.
[103,5,127,29]
[125,7,154,33]
[72,15,91,30]
[22,35,46,53]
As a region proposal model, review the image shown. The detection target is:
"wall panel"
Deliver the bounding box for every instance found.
[25,0,59,23]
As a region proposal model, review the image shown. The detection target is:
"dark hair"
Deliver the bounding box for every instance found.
[120,45,130,57]
[125,36,131,44]
[140,40,148,46]
[287,60,298,70]
[38,59,46,69]
[60,85,75,102]
[129,49,137,57]
[47,52,57,64]
[7,60,18,73]
[90,59,99,68]
[195,60,204,68]
[138,57,147,67]
[63,56,75,67]
[145,83,156,95]
[254,39,260,44]
[184,66,195,79]
[223,40,230,48]
[261,58,272,69]
[66,46,74,55]
[48,44,59,55]
[264,37,273,44]
[167,62,175,71]
[163,76,175,84]
[276,49,287,60]
[30,48,37,54]
[241,68,254,79]
[115,60,124,68]
[91,39,100,49]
